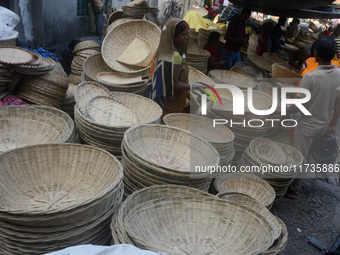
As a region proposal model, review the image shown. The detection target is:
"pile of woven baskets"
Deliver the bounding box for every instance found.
[62,74,81,118]
[206,89,278,164]
[0,143,123,254]
[0,46,56,76]
[74,81,162,159]
[16,61,68,109]
[121,124,220,197]
[71,40,101,76]
[187,38,210,74]
[213,173,276,208]
[238,137,303,201]
[209,69,258,89]
[163,113,235,166]
[0,105,75,155]
[111,185,286,255]
[82,20,160,95]
[122,0,158,19]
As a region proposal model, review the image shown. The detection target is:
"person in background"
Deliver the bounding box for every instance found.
[221,7,251,70]
[285,18,300,39]
[299,39,339,76]
[204,31,223,71]
[256,22,273,56]
[218,0,229,11]
[147,19,204,115]
[285,37,340,198]
[270,17,287,53]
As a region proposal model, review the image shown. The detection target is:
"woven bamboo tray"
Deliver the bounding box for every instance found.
[247,54,273,72]
[0,143,123,253]
[9,56,55,75]
[214,173,276,208]
[123,196,275,254]
[122,5,159,19]
[123,124,220,174]
[209,69,257,89]
[75,92,162,158]
[111,185,215,244]
[102,20,161,73]
[0,106,74,154]
[216,191,281,238]
[0,46,34,65]
[83,53,148,94]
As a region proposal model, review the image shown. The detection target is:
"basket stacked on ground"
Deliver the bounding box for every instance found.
[0,105,75,155]
[187,38,210,73]
[247,32,259,55]
[238,137,303,201]
[122,5,158,19]
[247,54,273,72]
[214,173,276,208]
[102,20,161,74]
[217,191,288,254]
[206,89,277,164]
[272,63,302,85]
[121,124,220,197]
[71,40,101,76]
[82,53,148,95]
[209,69,257,89]
[0,143,123,254]
[62,75,81,118]
[163,113,235,166]
[74,82,162,159]
[111,185,279,254]
[16,61,68,109]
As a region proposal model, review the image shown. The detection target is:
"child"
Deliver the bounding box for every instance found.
[256,22,273,56]
[203,31,223,71]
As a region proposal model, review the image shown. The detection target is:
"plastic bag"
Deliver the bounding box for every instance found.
[0,6,20,40]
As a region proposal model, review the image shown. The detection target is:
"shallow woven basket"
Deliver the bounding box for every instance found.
[0,106,74,154]
[0,46,34,65]
[277,142,303,167]
[214,173,276,208]
[208,70,257,89]
[107,18,133,34]
[163,113,234,145]
[257,82,280,97]
[247,54,273,72]
[107,10,125,25]
[74,81,113,117]
[123,196,275,254]
[230,65,263,79]
[272,63,302,79]
[249,137,287,166]
[216,191,281,238]
[262,52,287,65]
[209,90,275,121]
[0,143,123,216]
[86,96,139,127]
[0,36,18,46]
[97,71,142,86]
[188,66,215,87]
[261,217,288,255]
[111,185,216,244]
[0,143,123,253]
[122,6,159,19]
[73,40,100,54]
[123,124,220,174]
[102,20,161,73]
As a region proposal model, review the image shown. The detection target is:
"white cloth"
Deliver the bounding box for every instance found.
[0,6,20,40]
[45,244,168,255]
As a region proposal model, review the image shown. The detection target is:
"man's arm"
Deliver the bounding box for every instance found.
[330,95,340,129]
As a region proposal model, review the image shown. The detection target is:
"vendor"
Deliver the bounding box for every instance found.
[147,19,205,115]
